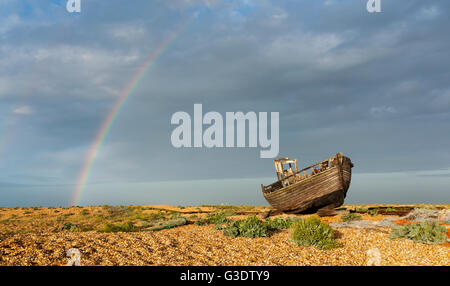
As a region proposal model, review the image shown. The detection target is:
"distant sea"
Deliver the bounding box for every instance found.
[1,170,449,207]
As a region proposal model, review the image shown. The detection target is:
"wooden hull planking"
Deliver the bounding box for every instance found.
[262,155,353,213]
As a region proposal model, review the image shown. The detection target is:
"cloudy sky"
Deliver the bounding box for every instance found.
[1,0,449,207]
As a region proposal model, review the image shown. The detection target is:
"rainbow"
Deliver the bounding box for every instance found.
[71,16,195,206]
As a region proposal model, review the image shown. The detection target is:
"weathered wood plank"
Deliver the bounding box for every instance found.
[262,154,353,214]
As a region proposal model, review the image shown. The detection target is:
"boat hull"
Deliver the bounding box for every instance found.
[262,156,353,214]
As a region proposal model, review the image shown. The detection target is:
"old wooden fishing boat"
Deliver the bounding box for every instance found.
[261,153,354,214]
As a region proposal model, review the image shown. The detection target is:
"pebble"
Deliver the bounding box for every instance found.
[0,224,448,266]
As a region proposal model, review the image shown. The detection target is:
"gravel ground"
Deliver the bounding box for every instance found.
[0,223,448,266]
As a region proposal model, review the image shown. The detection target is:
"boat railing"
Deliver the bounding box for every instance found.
[262,153,342,192]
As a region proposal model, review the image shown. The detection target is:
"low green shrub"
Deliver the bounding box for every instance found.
[341,213,362,222]
[291,216,340,250]
[223,216,270,238]
[169,212,182,219]
[201,215,299,238]
[61,222,80,232]
[61,222,92,232]
[99,221,137,233]
[368,209,379,216]
[390,222,448,245]
[103,205,133,217]
[265,217,299,230]
[416,205,437,210]
[137,210,167,221]
[143,218,187,231]
[195,212,232,226]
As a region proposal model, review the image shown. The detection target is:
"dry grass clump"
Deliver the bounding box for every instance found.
[390,221,448,245]
[341,213,362,222]
[291,216,340,250]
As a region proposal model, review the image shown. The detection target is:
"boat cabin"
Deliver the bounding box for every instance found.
[273,158,299,185]
[272,155,343,187]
